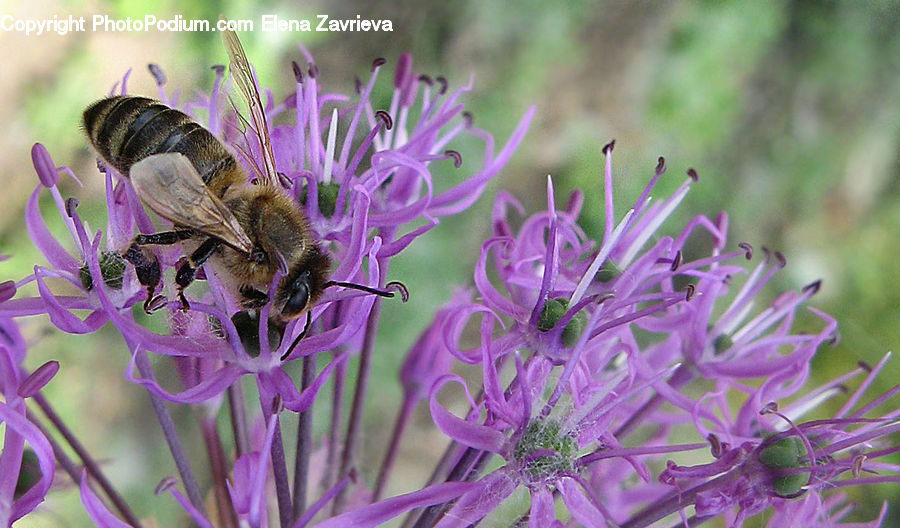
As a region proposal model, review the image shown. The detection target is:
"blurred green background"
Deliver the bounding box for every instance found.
[1,0,897,526]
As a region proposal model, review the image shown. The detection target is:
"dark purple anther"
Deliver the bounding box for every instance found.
[670,250,682,272]
[687,168,698,181]
[602,139,615,155]
[148,63,167,86]
[774,251,786,268]
[445,150,462,168]
[65,197,79,218]
[375,110,393,130]
[435,76,448,95]
[802,279,821,295]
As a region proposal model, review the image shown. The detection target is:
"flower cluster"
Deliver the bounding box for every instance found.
[326,144,898,527]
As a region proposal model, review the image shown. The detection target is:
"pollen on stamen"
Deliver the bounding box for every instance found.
[291,61,304,83]
[444,150,462,168]
[602,139,615,154]
[708,433,724,458]
[760,401,779,415]
[307,64,318,79]
[738,242,753,259]
[687,167,699,181]
[774,251,787,268]
[435,76,448,95]
[684,284,695,301]
[418,74,433,85]
[371,57,386,72]
[670,250,682,272]
[155,476,178,496]
[802,279,821,295]
[148,63,166,86]
[375,110,393,130]
[462,111,474,128]
[211,65,225,75]
[65,197,79,218]
[655,156,666,175]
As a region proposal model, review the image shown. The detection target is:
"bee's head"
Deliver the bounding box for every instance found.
[274,246,331,322]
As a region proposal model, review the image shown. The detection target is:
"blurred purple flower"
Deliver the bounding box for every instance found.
[0,316,56,524]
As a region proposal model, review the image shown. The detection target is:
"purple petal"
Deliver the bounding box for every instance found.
[35,268,107,334]
[162,486,216,528]
[429,375,507,452]
[529,486,556,527]
[434,472,516,528]
[261,355,347,413]
[310,481,479,528]
[125,350,243,404]
[79,471,132,528]
[26,187,79,273]
[558,477,608,528]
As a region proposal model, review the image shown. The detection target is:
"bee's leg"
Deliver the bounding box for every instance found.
[132,230,194,246]
[238,286,270,309]
[123,244,162,313]
[175,238,221,311]
[123,230,193,313]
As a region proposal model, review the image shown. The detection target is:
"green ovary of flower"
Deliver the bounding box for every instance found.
[299,181,342,218]
[513,420,578,480]
[79,250,126,290]
[537,297,588,347]
[759,436,809,497]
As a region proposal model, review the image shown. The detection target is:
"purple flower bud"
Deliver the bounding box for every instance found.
[17,361,59,399]
[0,280,15,304]
[31,143,58,188]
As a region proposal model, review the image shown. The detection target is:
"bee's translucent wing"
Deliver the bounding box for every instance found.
[222,28,279,187]
[130,153,254,254]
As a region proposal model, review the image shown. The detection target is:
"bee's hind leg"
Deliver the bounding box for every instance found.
[175,237,222,311]
[123,230,194,313]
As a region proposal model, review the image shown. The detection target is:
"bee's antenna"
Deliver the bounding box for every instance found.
[280,280,409,361]
[324,280,409,302]
[281,313,313,361]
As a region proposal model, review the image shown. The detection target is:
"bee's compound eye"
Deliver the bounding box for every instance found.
[284,273,311,317]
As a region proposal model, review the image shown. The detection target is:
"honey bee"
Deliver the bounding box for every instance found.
[83,29,402,332]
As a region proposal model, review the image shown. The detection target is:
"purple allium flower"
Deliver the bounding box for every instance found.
[364,143,895,528]
[7,49,531,411]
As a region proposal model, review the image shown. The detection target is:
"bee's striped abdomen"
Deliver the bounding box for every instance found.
[83,96,236,186]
